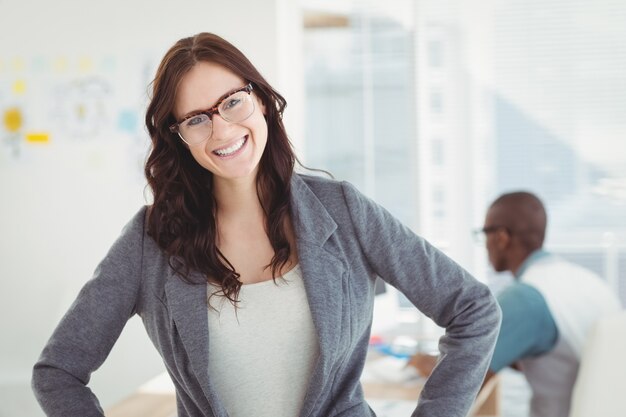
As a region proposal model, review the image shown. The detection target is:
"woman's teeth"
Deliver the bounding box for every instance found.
[213,137,247,156]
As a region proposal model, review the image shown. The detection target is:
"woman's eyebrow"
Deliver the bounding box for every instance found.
[180,85,244,120]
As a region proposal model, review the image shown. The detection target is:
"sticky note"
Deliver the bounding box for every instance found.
[3,107,23,132]
[101,56,116,72]
[12,57,25,72]
[53,57,68,73]
[26,132,50,143]
[32,56,46,72]
[118,110,138,133]
[79,57,93,73]
[13,80,26,95]
[76,104,86,119]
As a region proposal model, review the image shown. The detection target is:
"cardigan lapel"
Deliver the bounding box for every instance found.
[164,271,224,417]
[290,175,349,417]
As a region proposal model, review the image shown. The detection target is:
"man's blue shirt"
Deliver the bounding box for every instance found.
[489,281,558,372]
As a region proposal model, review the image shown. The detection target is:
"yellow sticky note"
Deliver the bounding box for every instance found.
[79,57,93,73]
[26,132,50,143]
[12,57,25,72]
[76,104,86,119]
[13,79,26,94]
[53,57,68,73]
[3,107,23,132]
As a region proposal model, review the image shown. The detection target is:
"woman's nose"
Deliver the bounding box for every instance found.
[209,113,234,140]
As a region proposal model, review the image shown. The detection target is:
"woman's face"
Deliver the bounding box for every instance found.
[173,61,267,185]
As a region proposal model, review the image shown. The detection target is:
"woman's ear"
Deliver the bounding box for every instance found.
[255,94,267,116]
[252,91,267,116]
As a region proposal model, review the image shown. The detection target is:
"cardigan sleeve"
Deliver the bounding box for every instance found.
[31,207,147,417]
[341,181,501,417]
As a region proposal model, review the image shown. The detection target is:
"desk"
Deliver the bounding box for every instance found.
[107,367,500,417]
[106,372,177,417]
[360,353,500,417]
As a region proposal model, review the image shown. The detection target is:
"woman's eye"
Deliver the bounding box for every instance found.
[186,114,209,127]
[223,97,241,111]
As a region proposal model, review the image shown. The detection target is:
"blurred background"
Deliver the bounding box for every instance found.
[1,0,625,416]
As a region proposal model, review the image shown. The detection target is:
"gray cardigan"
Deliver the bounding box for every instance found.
[32,174,501,417]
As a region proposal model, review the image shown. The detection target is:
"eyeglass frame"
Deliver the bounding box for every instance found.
[472,225,511,243]
[168,83,255,143]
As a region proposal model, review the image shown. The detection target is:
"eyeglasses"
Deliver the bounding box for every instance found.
[169,83,255,146]
[472,225,510,244]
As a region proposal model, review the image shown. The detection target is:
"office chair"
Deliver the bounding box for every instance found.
[569,310,626,417]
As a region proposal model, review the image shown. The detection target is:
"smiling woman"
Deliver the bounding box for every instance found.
[32,32,501,417]
[143,33,294,299]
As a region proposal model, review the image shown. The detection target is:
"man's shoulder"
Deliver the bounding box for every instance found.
[521,253,620,311]
[498,282,547,309]
[524,253,603,283]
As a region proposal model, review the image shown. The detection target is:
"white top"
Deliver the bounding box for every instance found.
[519,253,621,417]
[521,255,621,358]
[206,265,319,417]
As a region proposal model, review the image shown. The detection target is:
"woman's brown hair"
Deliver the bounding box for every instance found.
[144,32,295,303]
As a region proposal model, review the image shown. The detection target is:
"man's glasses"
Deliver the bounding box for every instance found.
[472,225,510,244]
[169,83,255,146]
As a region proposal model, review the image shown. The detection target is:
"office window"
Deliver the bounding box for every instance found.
[303,4,417,226]
[302,0,626,307]
[429,89,444,114]
[431,136,444,165]
[427,39,444,68]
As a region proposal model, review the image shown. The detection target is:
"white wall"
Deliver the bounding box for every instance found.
[0,0,303,413]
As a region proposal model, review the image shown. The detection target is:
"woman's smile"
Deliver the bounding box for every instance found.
[212,135,249,158]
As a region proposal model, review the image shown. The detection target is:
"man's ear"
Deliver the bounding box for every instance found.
[496,228,512,250]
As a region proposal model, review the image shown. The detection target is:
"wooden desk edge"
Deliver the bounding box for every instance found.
[107,375,500,417]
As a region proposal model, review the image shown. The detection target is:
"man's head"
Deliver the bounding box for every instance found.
[482,191,547,274]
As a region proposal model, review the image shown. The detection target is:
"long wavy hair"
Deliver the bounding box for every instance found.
[144,33,296,304]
